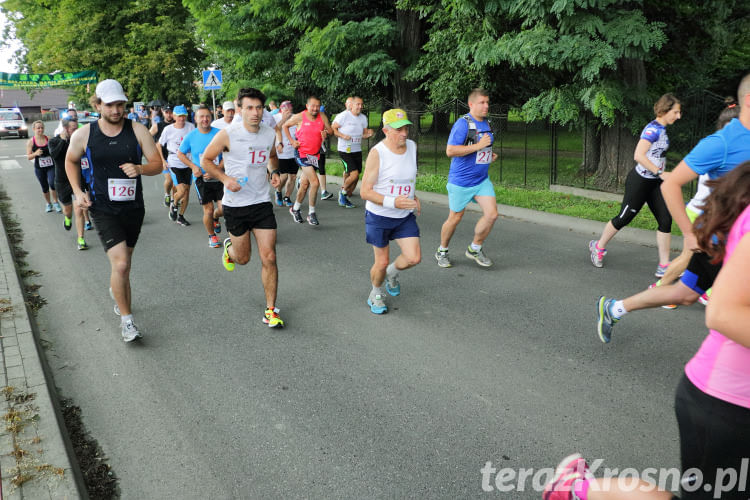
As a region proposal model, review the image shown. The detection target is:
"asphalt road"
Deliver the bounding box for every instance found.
[0,125,705,499]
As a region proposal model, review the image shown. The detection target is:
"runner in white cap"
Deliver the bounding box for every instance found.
[212,101,235,130]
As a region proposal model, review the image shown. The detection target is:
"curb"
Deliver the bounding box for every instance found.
[0,211,82,499]
[325,175,683,250]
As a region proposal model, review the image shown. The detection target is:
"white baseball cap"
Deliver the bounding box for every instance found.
[95,79,128,104]
[222,101,235,111]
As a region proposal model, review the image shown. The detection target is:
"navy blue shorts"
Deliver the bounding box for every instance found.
[365,211,420,248]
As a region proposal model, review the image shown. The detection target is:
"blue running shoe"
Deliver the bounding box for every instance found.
[596,296,618,343]
[367,292,387,314]
[385,274,400,296]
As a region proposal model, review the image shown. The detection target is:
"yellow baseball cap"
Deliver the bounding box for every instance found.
[382,108,412,128]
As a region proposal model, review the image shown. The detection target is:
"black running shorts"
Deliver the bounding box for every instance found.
[680,251,721,296]
[194,178,224,205]
[278,158,298,175]
[339,151,363,173]
[224,202,277,236]
[89,207,145,251]
[170,167,193,186]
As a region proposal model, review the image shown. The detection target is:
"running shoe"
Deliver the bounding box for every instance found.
[542,453,589,500]
[465,246,492,267]
[213,218,221,234]
[655,262,669,278]
[63,216,72,231]
[208,234,220,248]
[283,196,293,207]
[53,202,62,213]
[85,221,93,231]
[647,282,677,309]
[77,238,89,251]
[435,249,452,268]
[367,292,387,314]
[263,307,285,328]
[596,296,618,343]
[164,193,171,207]
[222,238,235,271]
[698,292,709,306]
[45,203,53,213]
[588,240,606,267]
[176,214,190,226]
[338,192,355,208]
[385,274,401,296]
[109,287,120,316]
[321,190,333,200]
[121,319,142,342]
[275,190,283,206]
[290,207,304,223]
[307,212,319,226]
[168,202,178,221]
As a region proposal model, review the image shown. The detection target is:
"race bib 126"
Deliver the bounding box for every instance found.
[108,178,137,201]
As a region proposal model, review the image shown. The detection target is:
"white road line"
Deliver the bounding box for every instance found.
[0,160,23,170]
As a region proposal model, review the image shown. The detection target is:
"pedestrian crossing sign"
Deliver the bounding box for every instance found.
[203,70,223,90]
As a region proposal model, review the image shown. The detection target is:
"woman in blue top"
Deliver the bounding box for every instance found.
[589,94,682,277]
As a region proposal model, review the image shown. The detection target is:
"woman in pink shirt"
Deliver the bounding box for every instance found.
[544,162,750,500]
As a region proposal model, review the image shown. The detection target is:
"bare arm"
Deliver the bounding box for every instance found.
[321,113,333,135]
[201,130,239,191]
[661,160,698,249]
[331,120,349,140]
[26,138,39,160]
[705,234,750,347]
[267,146,281,189]
[177,151,201,177]
[149,122,158,136]
[129,122,162,176]
[446,133,491,158]
[633,139,663,175]
[65,126,91,207]
[283,113,302,147]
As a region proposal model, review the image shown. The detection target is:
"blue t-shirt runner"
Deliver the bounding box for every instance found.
[178,127,221,180]
[447,114,494,187]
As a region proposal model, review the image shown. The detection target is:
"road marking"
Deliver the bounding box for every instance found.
[0,160,23,170]
[15,155,27,158]
[0,156,8,159]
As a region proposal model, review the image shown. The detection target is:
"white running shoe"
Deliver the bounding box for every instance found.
[121,320,142,342]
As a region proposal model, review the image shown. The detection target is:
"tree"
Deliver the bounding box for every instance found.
[1,0,204,106]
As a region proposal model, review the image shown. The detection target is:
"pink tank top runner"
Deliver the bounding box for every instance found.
[296,112,324,159]
[684,203,750,409]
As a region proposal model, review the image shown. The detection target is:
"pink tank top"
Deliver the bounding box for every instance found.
[684,203,750,409]
[296,112,324,159]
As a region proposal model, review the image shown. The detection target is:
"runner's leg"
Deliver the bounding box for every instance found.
[472,195,499,246]
[253,228,278,309]
[107,242,135,316]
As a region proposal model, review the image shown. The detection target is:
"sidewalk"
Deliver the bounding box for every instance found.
[0,212,81,498]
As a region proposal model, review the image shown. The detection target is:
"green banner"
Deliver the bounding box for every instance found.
[0,70,98,89]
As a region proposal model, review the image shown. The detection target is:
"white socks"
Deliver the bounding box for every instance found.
[611,300,628,319]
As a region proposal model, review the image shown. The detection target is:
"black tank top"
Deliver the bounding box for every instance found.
[85,119,143,213]
[32,136,52,169]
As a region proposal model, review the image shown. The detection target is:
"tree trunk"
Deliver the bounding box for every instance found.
[582,112,600,176]
[595,121,638,191]
[593,58,646,191]
[393,9,421,110]
[430,111,451,134]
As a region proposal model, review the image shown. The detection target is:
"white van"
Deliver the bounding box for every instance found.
[0,107,29,139]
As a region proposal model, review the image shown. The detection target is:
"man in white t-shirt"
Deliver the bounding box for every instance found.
[333,96,373,208]
[201,87,285,328]
[212,101,235,130]
[158,105,195,225]
[360,108,421,315]
[273,101,297,206]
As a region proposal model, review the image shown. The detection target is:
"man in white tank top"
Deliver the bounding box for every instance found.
[360,109,422,315]
[201,88,285,328]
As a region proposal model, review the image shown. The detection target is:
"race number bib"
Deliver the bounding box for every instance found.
[108,178,137,201]
[476,147,492,165]
[388,178,415,197]
[305,155,319,168]
[248,148,269,167]
[80,158,90,170]
[345,135,362,153]
[39,156,53,168]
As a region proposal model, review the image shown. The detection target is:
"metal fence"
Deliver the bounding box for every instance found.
[324,91,725,195]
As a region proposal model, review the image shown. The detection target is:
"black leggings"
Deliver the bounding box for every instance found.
[611,168,671,233]
[34,166,56,194]
[675,375,750,499]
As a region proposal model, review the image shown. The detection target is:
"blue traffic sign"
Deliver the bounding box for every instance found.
[203,70,222,90]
